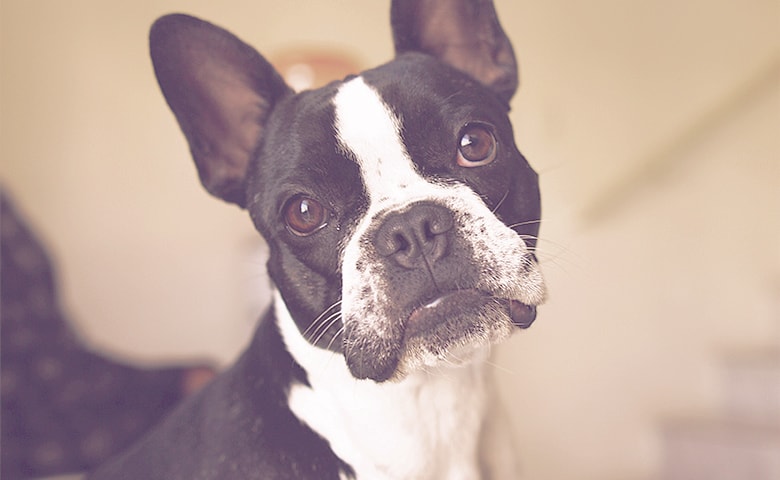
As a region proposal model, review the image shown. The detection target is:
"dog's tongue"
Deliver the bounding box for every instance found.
[509,300,536,329]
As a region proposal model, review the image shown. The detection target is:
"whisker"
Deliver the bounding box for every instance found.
[534,238,584,271]
[317,327,345,372]
[325,326,345,352]
[308,309,341,341]
[311,312,343,347]
[491,188,510,214]
[508,214,576,230]
[507,218,542,229]
[301,300,342,341]
[422,363,453,381]
[483,359,518,376]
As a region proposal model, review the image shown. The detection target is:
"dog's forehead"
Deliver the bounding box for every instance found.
[251,83,358,193]
[250,54,513,217]
[329,59,499,193]
[332,75,421,205]
[255,70,422,199]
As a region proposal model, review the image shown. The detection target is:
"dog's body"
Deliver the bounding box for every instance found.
[89,1,545,478]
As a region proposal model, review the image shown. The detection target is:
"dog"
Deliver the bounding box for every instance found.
[89,0,545,478]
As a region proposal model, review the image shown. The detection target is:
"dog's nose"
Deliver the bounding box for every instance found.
[374,202,454,269]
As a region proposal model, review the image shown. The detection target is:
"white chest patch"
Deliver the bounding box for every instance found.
[276,294,490,480]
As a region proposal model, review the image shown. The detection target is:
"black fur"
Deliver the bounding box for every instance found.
[90,311,353,479]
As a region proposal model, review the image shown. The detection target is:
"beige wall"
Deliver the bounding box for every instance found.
[2,1,778,479]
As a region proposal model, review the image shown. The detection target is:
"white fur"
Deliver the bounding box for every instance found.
[276,294,490,480]
[333,76,422,206]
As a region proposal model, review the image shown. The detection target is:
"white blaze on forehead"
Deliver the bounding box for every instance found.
[333,76,425,205]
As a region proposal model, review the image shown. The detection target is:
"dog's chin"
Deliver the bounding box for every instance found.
[345,289,536,383]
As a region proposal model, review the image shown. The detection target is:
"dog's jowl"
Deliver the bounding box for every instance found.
[89,1,546,479]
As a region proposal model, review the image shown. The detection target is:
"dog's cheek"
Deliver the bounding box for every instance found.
[447,195,543,303]
[267,248,342,331]
[501,157,542,243]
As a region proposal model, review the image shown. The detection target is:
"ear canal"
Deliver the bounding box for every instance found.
[150,14,293,207]
[391,0,518,104]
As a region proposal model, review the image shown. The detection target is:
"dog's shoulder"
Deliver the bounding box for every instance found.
[88,311,351,480]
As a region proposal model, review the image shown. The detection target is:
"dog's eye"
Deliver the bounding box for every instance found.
[283,196,328,236]
[457,123,497,167]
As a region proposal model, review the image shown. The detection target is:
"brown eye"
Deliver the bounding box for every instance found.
[284,196,328,236]
[457,123,497,167]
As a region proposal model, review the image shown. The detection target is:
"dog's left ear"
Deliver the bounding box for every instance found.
[150,14,293,207]
[391,0,518,104]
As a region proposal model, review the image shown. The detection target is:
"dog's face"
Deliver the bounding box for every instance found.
[151,0,546,382]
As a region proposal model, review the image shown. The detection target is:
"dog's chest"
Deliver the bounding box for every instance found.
[276,298,490,480]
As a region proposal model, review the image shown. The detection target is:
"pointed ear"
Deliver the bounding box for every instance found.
[150,14,292,207]
[391,0,518,103]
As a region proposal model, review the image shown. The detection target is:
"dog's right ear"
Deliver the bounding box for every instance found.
[150,14,292,207]
[391,0,518,104]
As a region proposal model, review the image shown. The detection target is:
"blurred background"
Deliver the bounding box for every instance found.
[1,0,778,479]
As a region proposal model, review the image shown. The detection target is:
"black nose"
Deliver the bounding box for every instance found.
[374,202,454,269]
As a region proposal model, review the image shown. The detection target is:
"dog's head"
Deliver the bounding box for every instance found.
[150,0,545,382]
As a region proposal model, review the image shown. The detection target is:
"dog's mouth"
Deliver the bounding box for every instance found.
[342,287,537,382]
[338,196,546,382]
[405,289,536,340]
[365,288,537,380]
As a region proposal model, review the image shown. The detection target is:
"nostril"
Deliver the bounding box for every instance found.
[374,202,454,264]
[393,232,410,252]
[421,220,436,241]
[376,223,413,257]
[424,212,453,236]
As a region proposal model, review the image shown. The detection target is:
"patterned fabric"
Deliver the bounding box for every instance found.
[1,192,212,479]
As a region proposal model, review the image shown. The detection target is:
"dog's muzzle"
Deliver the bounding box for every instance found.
[340,198,543,381]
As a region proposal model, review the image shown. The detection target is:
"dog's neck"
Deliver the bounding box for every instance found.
[275,291,491,480]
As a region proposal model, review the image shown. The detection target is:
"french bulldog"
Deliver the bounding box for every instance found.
[89,0,545,478]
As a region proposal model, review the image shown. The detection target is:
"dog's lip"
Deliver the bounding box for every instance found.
[405,289,536,338]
